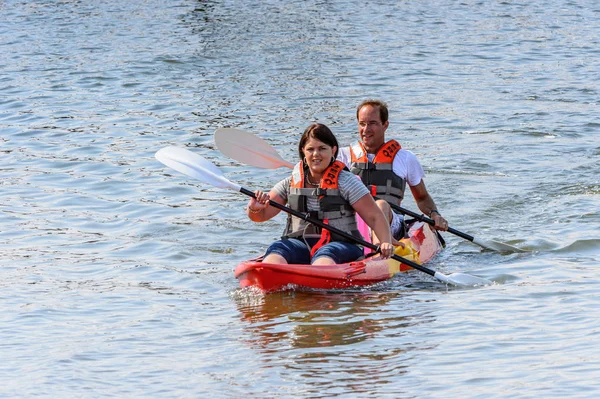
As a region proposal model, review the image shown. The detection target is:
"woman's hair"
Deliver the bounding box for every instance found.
[297,123,339,161]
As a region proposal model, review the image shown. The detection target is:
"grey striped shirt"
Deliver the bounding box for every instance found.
[272,170,369,211]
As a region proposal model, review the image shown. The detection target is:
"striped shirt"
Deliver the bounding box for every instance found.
[272,170,369,211]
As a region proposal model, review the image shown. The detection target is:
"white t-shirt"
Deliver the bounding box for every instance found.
[337,145,425,187]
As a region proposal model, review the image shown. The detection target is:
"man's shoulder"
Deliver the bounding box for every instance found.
[337,146,352,166]
[396,147,417,157]
[393,144,418,160]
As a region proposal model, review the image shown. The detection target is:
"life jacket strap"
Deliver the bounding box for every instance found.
[310,219,331,258]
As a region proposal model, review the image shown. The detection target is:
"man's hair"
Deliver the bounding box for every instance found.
[356,99,389,123]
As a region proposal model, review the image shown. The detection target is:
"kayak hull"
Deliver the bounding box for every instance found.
[234,222,443,292]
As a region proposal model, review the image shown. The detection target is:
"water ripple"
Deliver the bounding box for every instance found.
[1,0,599,397]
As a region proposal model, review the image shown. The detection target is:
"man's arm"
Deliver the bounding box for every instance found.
[409,180,448,231]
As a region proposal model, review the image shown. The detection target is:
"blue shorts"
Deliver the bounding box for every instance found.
[264,238,364,265]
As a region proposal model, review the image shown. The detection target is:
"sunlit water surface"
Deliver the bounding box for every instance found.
[1,1,599,398]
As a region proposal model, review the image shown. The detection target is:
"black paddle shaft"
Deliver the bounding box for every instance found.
[377,198,475,242]
[240,187,436,277]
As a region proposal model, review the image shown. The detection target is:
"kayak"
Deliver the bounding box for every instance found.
[234,221,443,292]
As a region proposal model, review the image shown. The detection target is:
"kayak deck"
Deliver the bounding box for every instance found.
[234,221,443,292]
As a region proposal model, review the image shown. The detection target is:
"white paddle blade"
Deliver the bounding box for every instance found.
[472,237,525,253]
[155,146,241,191]
[435,272,493,287]
[215,128,294,169]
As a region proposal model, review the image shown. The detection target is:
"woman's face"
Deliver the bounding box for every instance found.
[302,137,336,175]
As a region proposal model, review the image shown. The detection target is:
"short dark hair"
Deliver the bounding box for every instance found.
[297,123,339,161]
[356,99,389,123]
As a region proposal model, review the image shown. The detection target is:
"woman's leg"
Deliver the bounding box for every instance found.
[311,242,364,265]
[262,253,287,264]
[263,238,311,264]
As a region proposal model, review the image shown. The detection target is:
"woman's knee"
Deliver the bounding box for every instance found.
[311,242,363,264]
[375,199,393,222]
[265,239,310,264]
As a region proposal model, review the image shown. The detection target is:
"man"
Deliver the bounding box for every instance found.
[337,99,449,240]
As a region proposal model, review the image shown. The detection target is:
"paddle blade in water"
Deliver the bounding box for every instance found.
[155,146,241,191]
[215,128,294,169]
[435,272,493,287]
[472,237,525,253]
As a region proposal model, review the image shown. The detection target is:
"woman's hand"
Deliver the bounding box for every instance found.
[391,237,405,248]
[247,190,270,213]
[378,242,394,259]
[247,190,284,222]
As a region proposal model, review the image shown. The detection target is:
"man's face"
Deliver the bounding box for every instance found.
[358,105,388,153]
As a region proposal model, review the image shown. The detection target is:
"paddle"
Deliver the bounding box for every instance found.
[214,128,294,169]
[375,199,524,253]
[214,127,524,254]
[156,146,492,287]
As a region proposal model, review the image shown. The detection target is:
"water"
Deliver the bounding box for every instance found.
[1,0,599,397]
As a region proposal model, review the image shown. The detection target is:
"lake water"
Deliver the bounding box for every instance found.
[1,0,599,398]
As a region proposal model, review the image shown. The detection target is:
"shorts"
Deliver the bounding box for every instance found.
[264,238,364,265]
[390,211,406,240]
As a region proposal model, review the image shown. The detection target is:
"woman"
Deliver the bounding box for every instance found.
[246,123,393,266]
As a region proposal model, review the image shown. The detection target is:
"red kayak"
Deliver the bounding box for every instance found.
[235,221,443,292]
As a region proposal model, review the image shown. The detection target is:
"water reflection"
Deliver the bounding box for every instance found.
[234,288,436,349]
[233,288,438,393]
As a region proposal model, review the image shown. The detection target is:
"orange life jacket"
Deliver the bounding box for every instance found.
[283,161,362,256]
[349,140,406,205]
